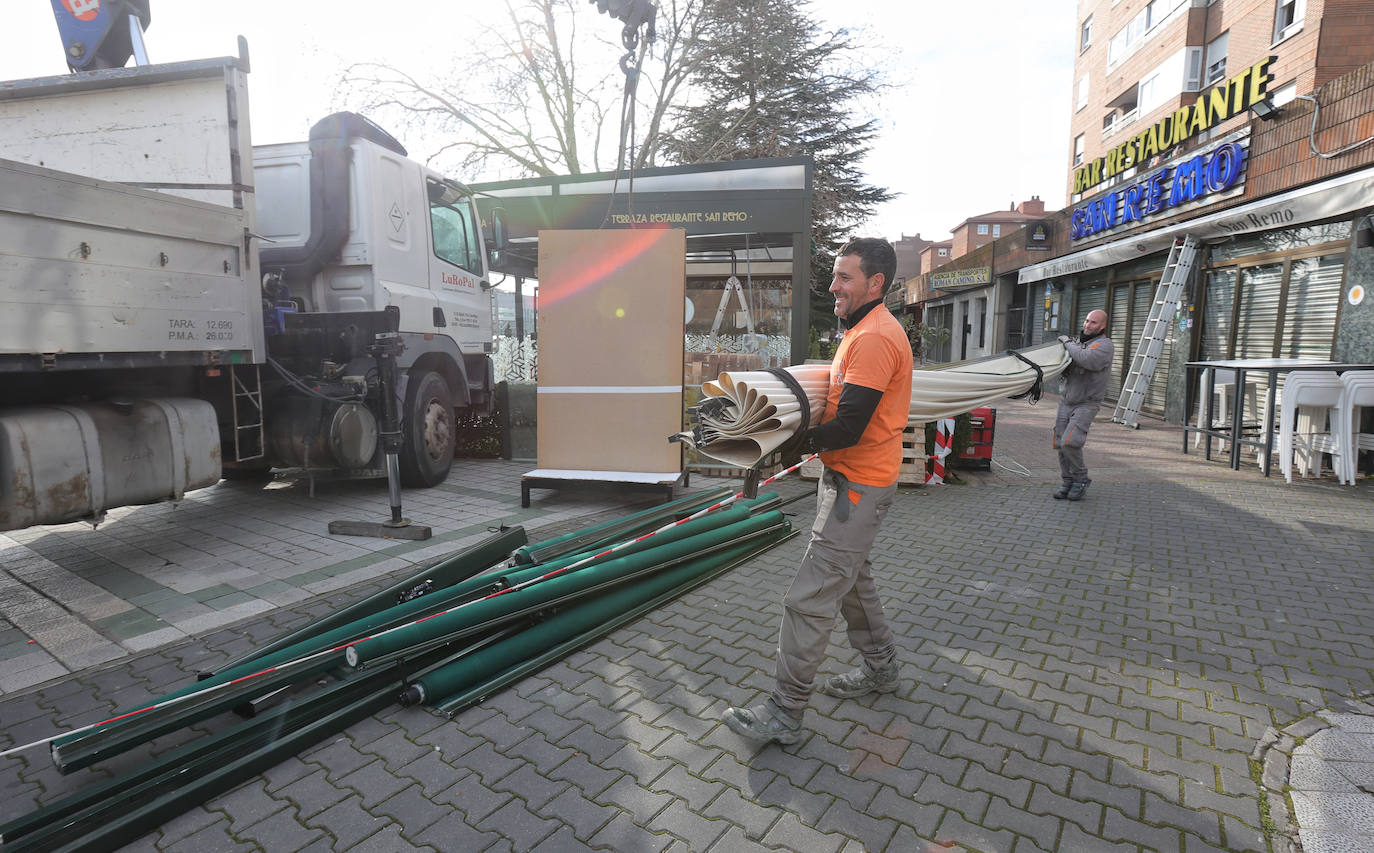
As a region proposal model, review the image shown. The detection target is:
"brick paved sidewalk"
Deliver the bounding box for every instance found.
[2,398,1372,852]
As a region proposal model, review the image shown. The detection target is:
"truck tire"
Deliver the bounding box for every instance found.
[399,370,455,487]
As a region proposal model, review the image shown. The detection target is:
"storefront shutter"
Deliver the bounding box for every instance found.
[1234,262,1284,405]
[1109,284,1131,400]
[1075,285,1107,329]
[1200,269,1236,361]
[1133,282,1172,414]
[1279,253,1343,361]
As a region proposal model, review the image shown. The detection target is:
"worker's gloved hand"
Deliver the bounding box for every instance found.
[776,426,811,467]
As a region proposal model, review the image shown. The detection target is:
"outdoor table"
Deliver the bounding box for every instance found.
[1182,359,1374,476]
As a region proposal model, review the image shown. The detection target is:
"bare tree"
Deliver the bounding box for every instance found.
[339,0,708,180]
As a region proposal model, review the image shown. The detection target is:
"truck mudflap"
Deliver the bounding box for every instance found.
[0,398,221,531]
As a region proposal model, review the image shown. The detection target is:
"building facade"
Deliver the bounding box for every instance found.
[903,1,1374,426]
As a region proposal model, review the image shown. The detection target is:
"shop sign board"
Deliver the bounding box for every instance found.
[1072,56,1275,196]
[1070,134,1249,242]
[930,266,991,290]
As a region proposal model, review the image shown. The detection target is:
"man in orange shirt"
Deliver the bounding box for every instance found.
[724,238,913,745]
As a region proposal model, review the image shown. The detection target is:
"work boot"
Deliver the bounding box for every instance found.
[723,699,803,745]
[818,658,900,699]
[1066,479,1091,501]
[1053,479,1073,499]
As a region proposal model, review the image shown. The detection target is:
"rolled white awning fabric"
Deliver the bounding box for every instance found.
[673,341,1071,468]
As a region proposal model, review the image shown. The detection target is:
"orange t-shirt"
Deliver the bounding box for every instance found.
[818,304,914,487]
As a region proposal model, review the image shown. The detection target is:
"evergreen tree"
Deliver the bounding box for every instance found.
[659,0,894,338]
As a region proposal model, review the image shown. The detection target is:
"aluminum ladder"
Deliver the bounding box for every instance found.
[1112,234,1199,428]
[230,364,266,461]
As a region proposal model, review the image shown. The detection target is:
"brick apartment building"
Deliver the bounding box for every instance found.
[906,0,1374,427]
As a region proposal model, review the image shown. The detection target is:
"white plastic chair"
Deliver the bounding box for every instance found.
[1335,371,1374,484]
[1193,368,1259,451]
[1276,371,1343,483]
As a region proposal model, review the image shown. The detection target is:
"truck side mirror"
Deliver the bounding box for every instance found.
[486,208,508,253]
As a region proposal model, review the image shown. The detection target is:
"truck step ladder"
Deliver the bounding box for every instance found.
[1112,234,1199,428]
[709,275,754,337]
[230,364,266,462]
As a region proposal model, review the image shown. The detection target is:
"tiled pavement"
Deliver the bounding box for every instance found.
[2,397,1373,852]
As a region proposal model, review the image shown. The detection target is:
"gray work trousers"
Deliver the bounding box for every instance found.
[1055,400,1100,482]
[772,468,898,716]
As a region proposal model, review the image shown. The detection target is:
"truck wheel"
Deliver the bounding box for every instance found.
[399,370,455,487]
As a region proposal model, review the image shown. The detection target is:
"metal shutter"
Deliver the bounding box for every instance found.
[1132,282,1172,415]
[1200,269,1236,361]
[1280,253,1343,361]
[1109,284,1131,400]
[1235,262,1284,407]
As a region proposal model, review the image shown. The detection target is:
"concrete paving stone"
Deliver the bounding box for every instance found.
[1291,790,1374,836]
[354,728,432,773]
[961,761,1033,809]
[456,741,525,788]
[596,773,675,826]
[587,810,676,853]
[1183,777,1262,826]
[1143,746,1225,788]
[1069,768,1143,820]
[645,797,731,850]
[649,730,724,776]
[275,768,352,819]
[942,729,1010,772]
[1308,729,1374,762]
[1041,739,1111,782]
[335,758,413,809]
[237,802,329,851]
[507,705,584,745]
[212,778,290,834]
[368,783,452,841]
[544,751,623,799]
[492,762,570,812]
[760,810,846,853]
[260,755,317,794]
[1322,713,1374,734]
[0,661,70,692]
[1144,790,1224,845]
[915,769,992,821]
[300,736,376,782]
[1054,820,1137,852]
[935,807,1020,853]
[474,796,560,849]
[536,785,621,841]
[159,815,256,852]
[1221,814,1270,852]
[559,722,626,764]
[347,821,437,852]
[1027,780,1102,837]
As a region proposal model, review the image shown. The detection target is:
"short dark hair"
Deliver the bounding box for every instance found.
[838,238,896,291]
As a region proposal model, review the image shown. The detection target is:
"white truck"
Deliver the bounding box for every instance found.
[0,46,505,530]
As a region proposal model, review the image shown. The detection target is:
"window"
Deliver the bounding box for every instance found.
[938,248,948,257]
[1137,71,1163,115]
[1081,15,1093,51]
[428,180,483,272]
[1073,134,1086,166]
[993,224,1002,238]
[1271,80,1298,106]
[1274,0,1304,42]
[1205,32,1228,85]
[1077,73,1090,110]
[977,297,987,347]
[977,224,990,236]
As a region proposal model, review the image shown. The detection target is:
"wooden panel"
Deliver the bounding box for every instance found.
[536,229,685,472]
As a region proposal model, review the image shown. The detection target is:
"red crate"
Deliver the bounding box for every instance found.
[954,407,996,469]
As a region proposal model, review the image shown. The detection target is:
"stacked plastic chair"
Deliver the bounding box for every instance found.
[1276,371,1344,483]
[1335,370,1374,484]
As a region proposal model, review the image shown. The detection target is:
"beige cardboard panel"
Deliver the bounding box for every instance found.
[537,392,682,472]
[537,229,686,387]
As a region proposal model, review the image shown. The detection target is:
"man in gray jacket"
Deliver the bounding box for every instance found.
[1054,309,1114,501]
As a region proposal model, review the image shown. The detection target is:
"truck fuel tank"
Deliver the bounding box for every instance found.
[266,396,379,471]
[0,398,221,530]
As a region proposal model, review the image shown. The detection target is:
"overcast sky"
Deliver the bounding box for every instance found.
[0,1,1076,244]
